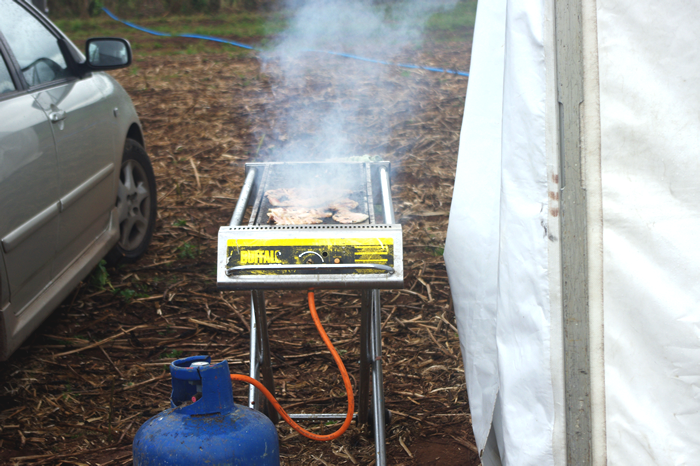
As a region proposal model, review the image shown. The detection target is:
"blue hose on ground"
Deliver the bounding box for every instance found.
[102,8,469,77]
[179,33,255,50]
[102,8,172,37]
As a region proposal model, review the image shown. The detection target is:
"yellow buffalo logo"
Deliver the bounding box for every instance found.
[240,249,281,264]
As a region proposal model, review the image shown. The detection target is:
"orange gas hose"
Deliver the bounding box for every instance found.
[230,290,355,441]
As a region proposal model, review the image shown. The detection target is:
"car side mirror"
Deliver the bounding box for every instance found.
[85,38,132,70]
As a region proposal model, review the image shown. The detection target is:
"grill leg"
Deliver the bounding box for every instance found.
[250,290,279,423]
[358,290,372,426]
[248,292,258,409]
[371,289,387,466]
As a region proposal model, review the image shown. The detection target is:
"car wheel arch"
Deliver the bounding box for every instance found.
[126,123,145,151]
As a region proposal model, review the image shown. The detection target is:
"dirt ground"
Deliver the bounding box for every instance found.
[0,33,477,465]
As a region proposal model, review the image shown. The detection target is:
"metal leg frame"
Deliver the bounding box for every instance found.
[370,289,387,465]
[248,293,258,408]
[358,291,372,426]
[357,290,388,465]
[249,290,278,424]
[248,289,387,466]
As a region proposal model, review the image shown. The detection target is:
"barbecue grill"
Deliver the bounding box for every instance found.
[217,161,403,466]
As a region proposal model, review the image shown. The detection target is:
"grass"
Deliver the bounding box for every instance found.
[53,2,475,57]
[426,0,478,41]
[54,10,286,44]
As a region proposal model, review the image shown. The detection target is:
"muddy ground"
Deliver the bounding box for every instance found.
[0,30,477,465]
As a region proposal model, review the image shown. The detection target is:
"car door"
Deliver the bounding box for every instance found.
[1,0,117,276]
[0,31,60,315]
[34,77,116,275]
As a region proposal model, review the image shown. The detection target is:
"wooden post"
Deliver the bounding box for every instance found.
[555,0,592,463]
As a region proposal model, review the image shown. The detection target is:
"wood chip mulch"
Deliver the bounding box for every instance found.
[0,39,479,465]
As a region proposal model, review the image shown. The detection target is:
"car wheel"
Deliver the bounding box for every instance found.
[106,139,157,265]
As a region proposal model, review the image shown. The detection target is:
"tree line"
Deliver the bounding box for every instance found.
[45,0,275,18]
[43,0,411,18]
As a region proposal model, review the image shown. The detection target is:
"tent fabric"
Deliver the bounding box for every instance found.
[598,1,700,464]
[443,0,505,453]
[446,0,700,464]
[444,0,557,464]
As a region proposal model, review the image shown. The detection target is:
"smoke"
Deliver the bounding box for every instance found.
[256,0,459,162]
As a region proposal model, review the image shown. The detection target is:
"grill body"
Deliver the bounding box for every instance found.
[217,161,403,290]
[216,161,400,466]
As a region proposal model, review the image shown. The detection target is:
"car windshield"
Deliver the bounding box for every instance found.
[0,0,71,86]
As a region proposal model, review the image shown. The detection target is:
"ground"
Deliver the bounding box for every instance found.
[0,11,478,466]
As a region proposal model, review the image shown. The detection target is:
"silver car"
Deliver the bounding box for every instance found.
[0,0,157,360]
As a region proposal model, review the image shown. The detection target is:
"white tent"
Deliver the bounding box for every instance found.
[444,0,700,464]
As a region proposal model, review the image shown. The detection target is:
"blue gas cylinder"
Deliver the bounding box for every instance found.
[133,356,280,465]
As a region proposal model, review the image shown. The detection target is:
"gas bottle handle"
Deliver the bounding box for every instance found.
[170,356,235,415]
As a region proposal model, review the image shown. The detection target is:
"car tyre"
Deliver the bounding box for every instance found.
[106,138,157,265]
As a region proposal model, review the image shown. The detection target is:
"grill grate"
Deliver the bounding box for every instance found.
[247,162,375,226]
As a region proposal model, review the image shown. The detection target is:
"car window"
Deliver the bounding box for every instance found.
[0,0,71,87]
[0,54,15,94]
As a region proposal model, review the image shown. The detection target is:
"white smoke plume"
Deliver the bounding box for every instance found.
[256,0,460,162]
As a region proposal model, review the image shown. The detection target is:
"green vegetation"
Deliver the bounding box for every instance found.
[54,10,286,46]
[89,0,105,17]
[161,349,184,359]
[89,259,112,290]
[62,383,78,400]
[52,0,474,58]
[49,0,269,19]
[426,0,478,41]
[114,286,149,303]
[115,288,138,302]
[48,336,72,346]
[113,279,150,303]
[177,241,200,259]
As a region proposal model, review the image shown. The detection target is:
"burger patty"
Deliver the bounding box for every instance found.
[267,207,331,225]
[265,188,368,224]
[332,210,369,224]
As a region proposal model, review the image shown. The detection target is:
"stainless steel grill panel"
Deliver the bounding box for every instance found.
[217,161,402,290]
[217,224,403,290]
